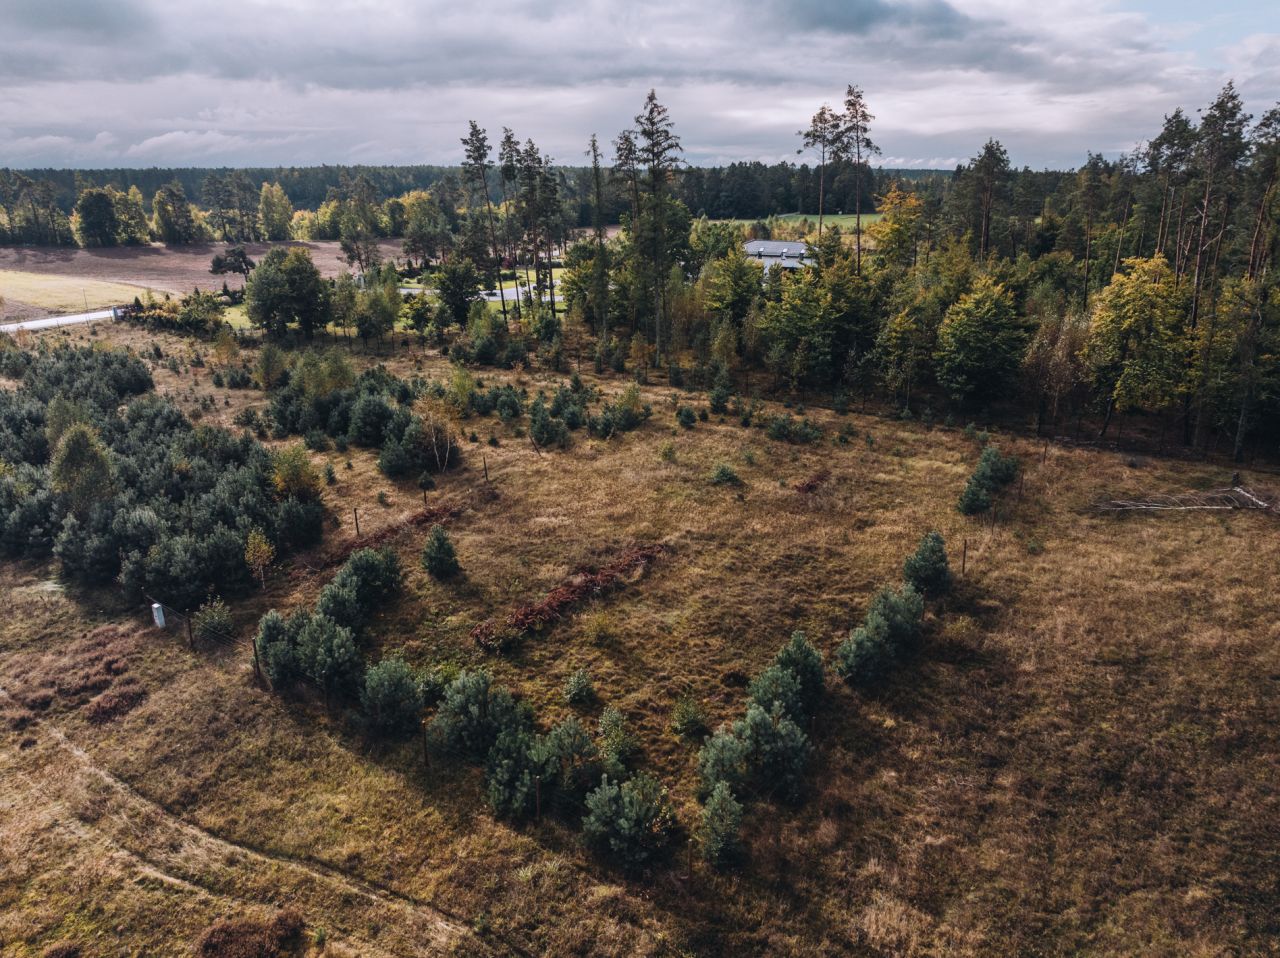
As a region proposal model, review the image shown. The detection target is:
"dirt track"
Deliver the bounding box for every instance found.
[1,681,478,956]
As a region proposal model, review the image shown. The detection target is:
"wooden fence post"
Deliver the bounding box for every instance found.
[961,538,968,576]
[353,507,360,537]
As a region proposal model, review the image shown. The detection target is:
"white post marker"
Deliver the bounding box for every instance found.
[151,602,167,628]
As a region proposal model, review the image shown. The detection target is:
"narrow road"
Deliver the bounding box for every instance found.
[0,307,116,334]
[398,283,563,303]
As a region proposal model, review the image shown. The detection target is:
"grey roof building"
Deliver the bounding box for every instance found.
[743,239,811,271]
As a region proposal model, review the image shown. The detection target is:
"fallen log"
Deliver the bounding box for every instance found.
[1096,485,1278,516]
[472,543,666,652]
[795,469,832,494]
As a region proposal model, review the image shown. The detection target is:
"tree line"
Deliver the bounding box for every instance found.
[0,157,910,249]
[194,79,1277,461]
[11,79,1278,460]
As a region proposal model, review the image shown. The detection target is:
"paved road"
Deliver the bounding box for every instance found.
[399,283,563,304]
[0,308,115,334]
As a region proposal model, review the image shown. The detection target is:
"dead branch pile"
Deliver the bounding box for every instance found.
[472,543,666,652]
[795,469,832,494]
[321,506,457,568]
[1097,485,1278,516]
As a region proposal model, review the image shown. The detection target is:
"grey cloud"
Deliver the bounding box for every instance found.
[781,0,973,39]
[2,0,155,38]
[0,1,1275,169]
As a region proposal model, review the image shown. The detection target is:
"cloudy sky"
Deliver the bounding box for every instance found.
[1,0,1277,170]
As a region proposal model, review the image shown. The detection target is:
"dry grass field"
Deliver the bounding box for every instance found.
[0,270,156,317]
[0,240,405,320]
[2,321,1278,956]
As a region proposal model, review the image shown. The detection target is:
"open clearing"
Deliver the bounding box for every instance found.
[2,321,1278,956]
[0,270,154,318]
[0,240,406,320]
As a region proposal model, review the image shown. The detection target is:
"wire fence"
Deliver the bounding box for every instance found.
[144,594,251,652]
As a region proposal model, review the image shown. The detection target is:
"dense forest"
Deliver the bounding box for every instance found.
[2,161,929,233]
[6,81,1280,463]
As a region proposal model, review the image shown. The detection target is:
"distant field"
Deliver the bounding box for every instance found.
[0,270,154,317]
[0,240,403,309]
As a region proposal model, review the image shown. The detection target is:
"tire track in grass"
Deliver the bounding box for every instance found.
[1,685,486,957]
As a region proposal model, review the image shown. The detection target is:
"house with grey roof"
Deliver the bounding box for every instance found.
[743,239,811,271]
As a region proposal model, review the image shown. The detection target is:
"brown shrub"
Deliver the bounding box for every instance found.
[41,944,82,958]
[193,909,305,958]
[84,680,146,724]
[267,908,304,945]
[795,468,832,493]
[8,625,141,717]
[22,687,55,711]
[3,703,37,731]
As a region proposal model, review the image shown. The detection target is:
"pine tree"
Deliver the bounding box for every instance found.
[698,781,743,868]
[295,614,363,700]
[798,103,846,240]
[421,524,460,579]
[835,610,893,686]
[485,727,538,819]
[582,772,676,870]
[773,631,825,717]
[841,85,881,273]
[748,664,804,721]
[361,657,423,738]
[254,610,296,687]
[903,531,952,597]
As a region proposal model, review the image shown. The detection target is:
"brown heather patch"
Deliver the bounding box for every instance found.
[1,320,1278,955]
[193,907,304,958]
[84,679,147,724]
[5,624,142,716]
[40,944,84,958]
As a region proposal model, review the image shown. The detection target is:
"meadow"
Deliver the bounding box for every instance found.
[0,269,154,317]
[1,319,1276,957]
[0,240,405,321]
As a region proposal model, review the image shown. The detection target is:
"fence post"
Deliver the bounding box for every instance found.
[353,507,360,537]
[483,455,489,482]
[961,538,968,576]
[185,615,194,650]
